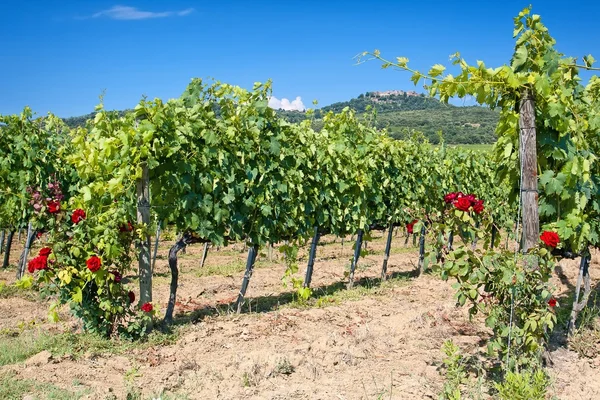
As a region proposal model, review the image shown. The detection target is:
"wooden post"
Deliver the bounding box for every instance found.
[2,231,14,268]
[381,222,394,280]
[17,222,33,279]
[347,229,364,289]
[303,227,320,288]
[490,222,497,250]
[568,254,591,335]
[151,223,161,275]
[236,244,259,313]
[519,89,539,253]
[200,242,209,268]
[137,163,152,307]
[0,230,5,254]
[417,224,426,274]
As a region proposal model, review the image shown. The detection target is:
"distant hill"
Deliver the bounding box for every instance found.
[62,90,499,144]
[277,90,499,144]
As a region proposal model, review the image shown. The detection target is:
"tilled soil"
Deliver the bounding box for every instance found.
[0,233,599,399]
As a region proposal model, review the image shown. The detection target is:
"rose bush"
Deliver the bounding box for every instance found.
[27,180,152,339]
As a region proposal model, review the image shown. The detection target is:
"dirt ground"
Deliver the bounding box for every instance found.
[0,231,599,399]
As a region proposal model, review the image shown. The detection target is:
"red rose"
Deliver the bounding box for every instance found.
[444,192,458,204]
[86,255,102,272]
[39,247,52,257]
[141,302,153,313]
[71,209,86,224]
[464,194,477,204]
[110,270,122,283]
[36,231,44,239]
[407,219,418,234]
[128,291,135,304]
[47,200,61,214]
[28,255,48,272]
[540,231,560,248]
[27,261,36,273]
[473,199,484,214]
[454,197,472,212]
[548,298,557,307]
[119,221,134,232]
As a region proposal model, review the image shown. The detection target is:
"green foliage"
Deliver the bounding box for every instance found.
[494,369,550,400]
[439,341,468,400]
[363,6,600,254]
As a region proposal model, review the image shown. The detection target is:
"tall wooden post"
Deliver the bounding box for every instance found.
[137,163,152,307]
[2,231,14,268]
[0,230,5,254]
[519,89,539,253]
[17,222,34,279]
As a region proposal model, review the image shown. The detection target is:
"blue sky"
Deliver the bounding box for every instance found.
[1,1,599,117]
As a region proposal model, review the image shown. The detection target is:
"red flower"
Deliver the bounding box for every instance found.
[540,231,560,248]
[119,221,134,232]
[473,199,485,214]
[444,192,458,204]
[47,200,61,214]
[39,247,52,257]
[86,255,102,272]
[464,194,477,204]
[27,261,36,274]
[454,197,472,212]
[548,298,557,308]
[71,209,86,224]
[128,291,135,304]
[110,270,122,283]
[141,302,153,313]
[36,231,44,239]
[28,255,48,272]
[406,219,418,234]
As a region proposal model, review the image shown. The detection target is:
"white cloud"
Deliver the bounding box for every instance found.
[92,5,194,20]
[268,96,306,111]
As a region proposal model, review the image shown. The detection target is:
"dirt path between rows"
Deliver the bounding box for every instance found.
[1,233,599,399]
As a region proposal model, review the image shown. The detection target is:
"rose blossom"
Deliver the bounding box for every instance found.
[39,247,52,257]
[71,209,86,224]
[454,197,472,212]
[141,302,153,313]
[540,231,560,248]
[47,200,61,214]
[86,255,102,272]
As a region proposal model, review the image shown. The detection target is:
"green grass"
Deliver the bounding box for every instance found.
[0,281,39,301]
[0,327,183,368]
[448,143,493,152]
[0,371,87,400]
[287,274,413,309]
[194,258,276,278]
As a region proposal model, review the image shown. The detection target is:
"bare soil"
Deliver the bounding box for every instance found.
[0,232,599,399]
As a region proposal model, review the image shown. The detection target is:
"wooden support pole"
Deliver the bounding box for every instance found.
[236,244,259,314]
[137,163,152,307]
[17,222,34,279]
[0,230,5,254]
[417,224,426,275]
[151,223,161,275]
[568,254,592,335]
[2,231,14,268]
[200,242,209,269]
[381,222,394,280]
[519,89,539,254]
[347,229,364,289]
[303,227,320,288]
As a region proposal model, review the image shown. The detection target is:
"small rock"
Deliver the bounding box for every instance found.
[25,350,52,367]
